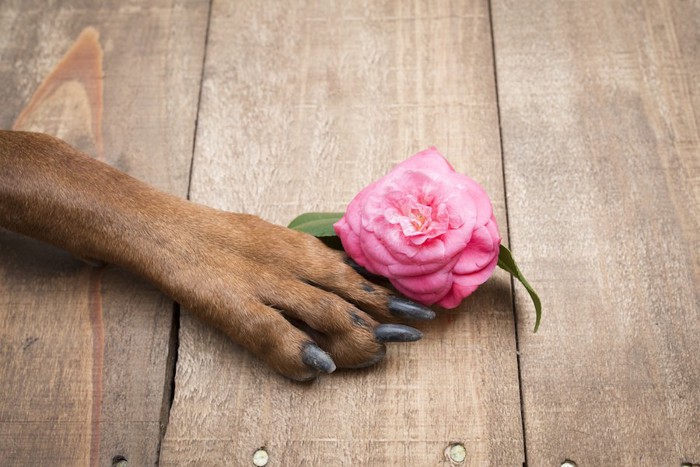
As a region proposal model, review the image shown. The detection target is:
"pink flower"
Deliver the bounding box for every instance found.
[334,148,501,308]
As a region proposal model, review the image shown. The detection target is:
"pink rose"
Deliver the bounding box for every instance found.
[334,148,501,308]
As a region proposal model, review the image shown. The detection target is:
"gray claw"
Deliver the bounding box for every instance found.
[374,324,423,343]
[388,297,436,320]
[301,343,336,374]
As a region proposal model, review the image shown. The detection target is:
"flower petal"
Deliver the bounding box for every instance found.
[335,216,370,267]
[391,270,453,305]
[452,251,499,288]
[453,223,499,275]
[359,232,399,277]
[387,254,459,277]
[437,283,480,309]
[463,177,493,226]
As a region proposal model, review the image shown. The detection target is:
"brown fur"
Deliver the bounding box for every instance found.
[0,130,395,380]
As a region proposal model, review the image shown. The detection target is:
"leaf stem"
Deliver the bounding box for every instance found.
[497,244,541,332]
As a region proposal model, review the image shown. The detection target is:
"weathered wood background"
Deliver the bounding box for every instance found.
[0,0,697,466]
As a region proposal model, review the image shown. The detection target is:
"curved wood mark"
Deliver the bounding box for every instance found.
[12,26,106,467]
[13,26,105,160]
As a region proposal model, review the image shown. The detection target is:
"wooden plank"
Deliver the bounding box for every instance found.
[161,0,524,465]
[491,0,700,464]
[0,2,209,465]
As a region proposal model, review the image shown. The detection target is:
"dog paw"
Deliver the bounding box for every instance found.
[150,212,435,381]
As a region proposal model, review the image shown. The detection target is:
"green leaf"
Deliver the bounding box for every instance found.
[287,212,345,237]
[497,244,542,332]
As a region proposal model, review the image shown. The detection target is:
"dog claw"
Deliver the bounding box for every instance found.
[388,297,435,320]
[374,324,423,343]
[301,343,336,374]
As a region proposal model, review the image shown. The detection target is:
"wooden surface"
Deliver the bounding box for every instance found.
[159,0,524,465]
[1,0,698,465]
[0,1,208,466]
[492,0,700,464]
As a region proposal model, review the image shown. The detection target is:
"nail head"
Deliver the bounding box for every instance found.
[446,443,466,463]
[561,461,577,467]
[253,448,269,466]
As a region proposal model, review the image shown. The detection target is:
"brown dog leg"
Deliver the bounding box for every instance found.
[0,130,434,380]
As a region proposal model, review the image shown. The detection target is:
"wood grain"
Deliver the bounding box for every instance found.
[160,0,523,465]
[0,2,209,465]
[491,0,700,464]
